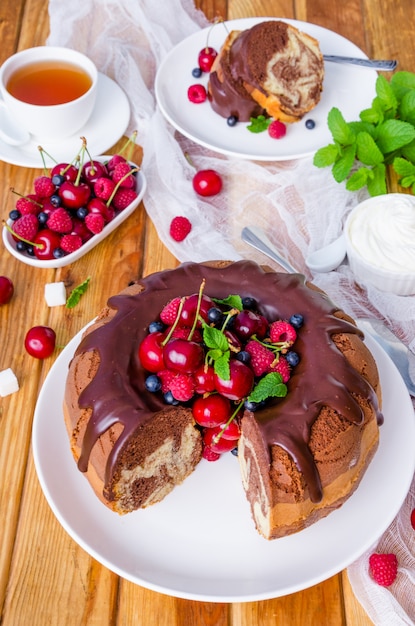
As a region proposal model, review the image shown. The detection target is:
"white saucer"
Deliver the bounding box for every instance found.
[0,74,130,168]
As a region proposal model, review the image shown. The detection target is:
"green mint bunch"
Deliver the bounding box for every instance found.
[313,71,415,196]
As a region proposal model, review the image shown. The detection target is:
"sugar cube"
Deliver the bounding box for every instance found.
[0,368,19,397]
[45,281,66,307]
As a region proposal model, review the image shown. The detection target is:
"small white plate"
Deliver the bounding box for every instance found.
[155,18,378,161]
[32,330,415,602]
[0,74,130,168]
[2,157,146,268]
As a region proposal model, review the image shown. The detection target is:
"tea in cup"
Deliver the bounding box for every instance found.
[0,46,98,144]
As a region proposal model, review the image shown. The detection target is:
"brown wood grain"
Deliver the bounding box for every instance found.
[2,0,404,623]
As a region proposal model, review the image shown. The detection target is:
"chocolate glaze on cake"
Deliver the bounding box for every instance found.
[65,261,382,530]
[208,20,325,122]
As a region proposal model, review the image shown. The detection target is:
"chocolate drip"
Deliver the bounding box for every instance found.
[72,261,381,502]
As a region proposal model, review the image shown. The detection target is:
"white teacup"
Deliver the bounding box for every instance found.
[0,46,98,145]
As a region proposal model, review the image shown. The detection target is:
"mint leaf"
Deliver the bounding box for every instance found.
[247,115,271,133]
[376,74,397,115]
[376,119,415,153]
[402,139,415,162]
[360,98,385,125]
[248,372,287,403]
[332,144,356,182]
[213,352,230,380]
[66,277,91,309]
[327,108,355,145]
[366,163,387,196]
[356,131,384,165]
[399,90,415,125]
[203,325,229,352]
[213,294,243,311]
[391,71,415,100]
[393,157,415,188]
[346,167,371,191]
[313,144,339,167]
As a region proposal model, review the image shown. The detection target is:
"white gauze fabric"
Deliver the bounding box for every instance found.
[47,1,415,623]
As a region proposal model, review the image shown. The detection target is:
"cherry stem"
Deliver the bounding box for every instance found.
[188,279,206,341]
[106,166,139,207]
[184,151,197,171]
[10,188,43,208]
[161,297,186,346]
[118,131,138,162]
[212,400,243,444]
[2,220,42,248]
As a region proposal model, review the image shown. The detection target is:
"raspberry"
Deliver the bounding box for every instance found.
[169,216,192,242]
[245,340,274,376]
[94,177,116,201]
[170,326,203,343]
[111,162,135,188]
[169,372,195,401]
[187,84,207,104]
[158,369,195,401]
[160,297,182,324]
[268,355,291,382]
[11,214,38,241]
[106,154,127,172]
[15,195,41,215]
[202,445,221,462]
[111,188,138,211]
[33,175,55,198]
[47,207,73,233]
[269,320,297,346]
[60,233,83,253]
[411,507,415,530]
[268,120,287,139]
[85,212,105,234]
[369,553,398,587]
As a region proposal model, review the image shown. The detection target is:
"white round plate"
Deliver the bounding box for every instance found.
[0,74,130,168]
[2,158,146,268]
[155,18,378,161]
[32,330,415,602]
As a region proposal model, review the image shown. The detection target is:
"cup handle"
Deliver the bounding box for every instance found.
[0,98,31,146]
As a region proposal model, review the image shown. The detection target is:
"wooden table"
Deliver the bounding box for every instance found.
[0,0,410,624]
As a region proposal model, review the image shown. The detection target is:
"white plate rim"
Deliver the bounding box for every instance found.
[32,325,415,602]
[2,158,146,268]
[0,73,130,168]
[155,17,377,161]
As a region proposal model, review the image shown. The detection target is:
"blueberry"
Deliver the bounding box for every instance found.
[145,374,162,393]
[242,296,257,310]
[207,307,224,325]
[231,447,238,456]
[244,400,259,412]
[26,245,35,256]
[9,209,21,221]
[289,313,304,329]
[148,320,165,334]
[305,119,316,130]
[227,115,238,127]
[16,240,28,252]
[286,351,300,367]
[192,67,202,78]
[37,211,49,225]
[236,350,251,365]
[51,173,65,186]
[76,207,88,219]
[164,391,179,405]
[50,194,61,207]
[53,247,65,259]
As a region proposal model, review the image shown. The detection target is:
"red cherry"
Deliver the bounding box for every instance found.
[192,169,222,197]
[163,338,204,374]
[51,163,78,182]
[87,197,115,223]
[0,276,14,305]
[234,310,268,340]
[58,180,91,209]
[71,218,93,243]
[203,421,240,454]
[25,325,56,359]
[411,508,415,530]
[138,332,165,373]
[214,359,254,401]
[192,394,232,428]
[81,160,108,185]
[179,293,214,327]
[33,229,62,260]
[198,46,218,72]
[194,364,216,394]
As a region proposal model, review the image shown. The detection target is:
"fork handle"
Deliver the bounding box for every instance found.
[323,55,397,71]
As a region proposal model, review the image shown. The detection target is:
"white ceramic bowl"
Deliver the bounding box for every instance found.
[2,156,146,268]
[344,193,415,296]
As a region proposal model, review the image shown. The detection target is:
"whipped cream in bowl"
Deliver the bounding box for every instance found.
[344,193,415,295]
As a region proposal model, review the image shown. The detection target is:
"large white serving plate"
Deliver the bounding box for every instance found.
[155,18,378,161]
[32,327,415,602]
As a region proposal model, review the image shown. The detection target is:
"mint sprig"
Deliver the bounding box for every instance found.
[203,324,230,379]
[66,277,91,309]
[248,372,287,403]
[247,115,272,134]
[313,71,415,196]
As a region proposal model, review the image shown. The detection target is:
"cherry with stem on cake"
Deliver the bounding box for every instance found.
[214,359,254,401]
[192,394,232,428]
[24,325,56,359]
[163,337,204,374]
[0,276,14,305]
[138,332,165,373]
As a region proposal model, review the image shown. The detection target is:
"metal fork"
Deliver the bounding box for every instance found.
[323,55,397,71]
